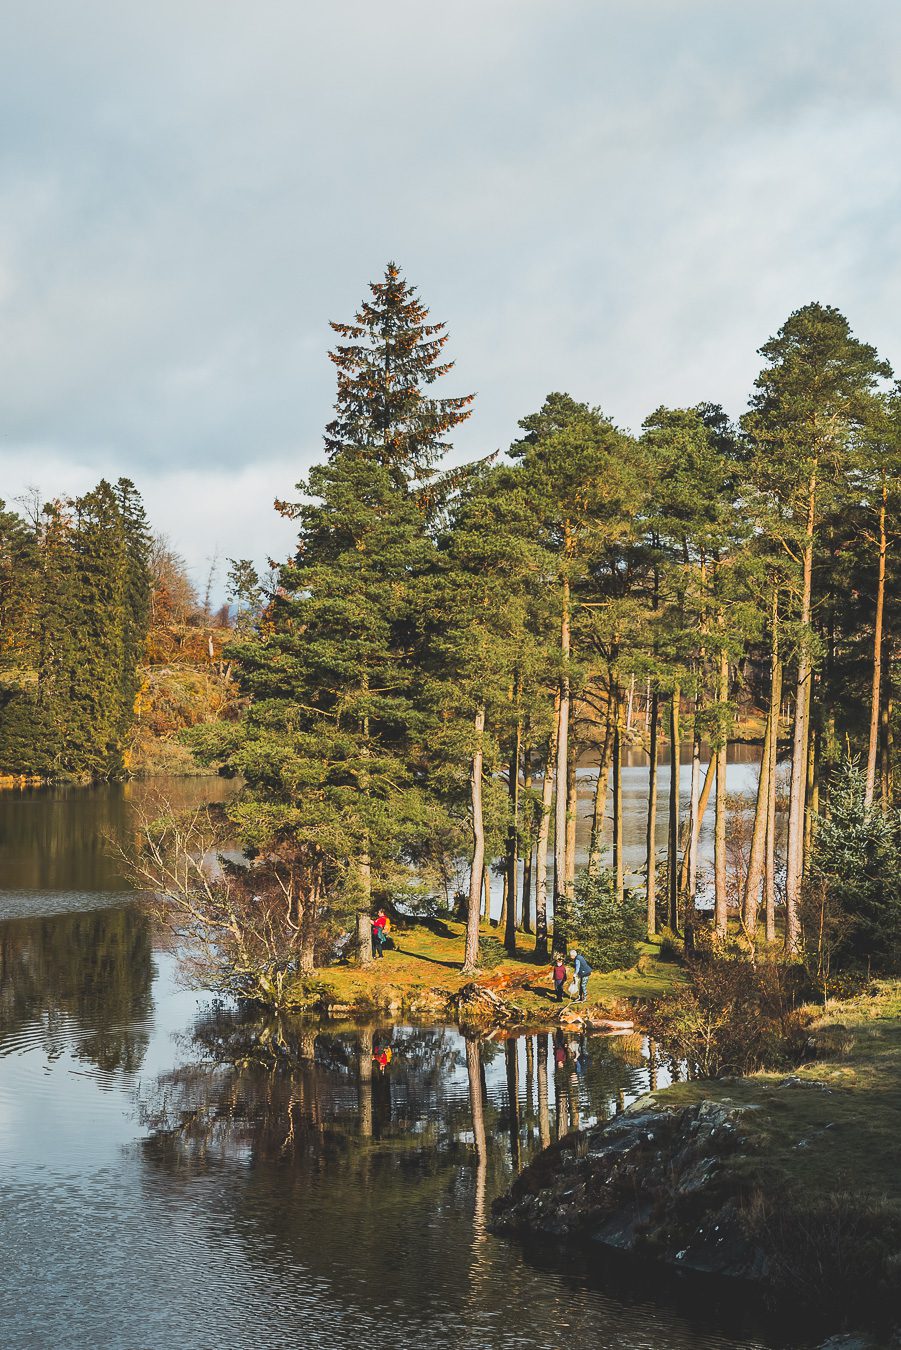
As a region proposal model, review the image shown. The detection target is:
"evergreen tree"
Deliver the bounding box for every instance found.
[743,304,891,950]
[193,265,473,968]
[324,260,473,488]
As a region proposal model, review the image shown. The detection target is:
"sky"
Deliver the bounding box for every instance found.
[1,1,899,595]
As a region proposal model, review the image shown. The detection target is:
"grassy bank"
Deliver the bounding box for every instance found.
[283,917,683,1019]
[656,979,901,1224]
[493,977,900,1340]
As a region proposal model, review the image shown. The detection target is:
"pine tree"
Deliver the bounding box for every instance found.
[743,304,891,951]
[324,261,473,489]
[193,265,473,970]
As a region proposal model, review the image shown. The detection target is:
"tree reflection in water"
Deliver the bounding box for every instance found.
[0,904,152,1074]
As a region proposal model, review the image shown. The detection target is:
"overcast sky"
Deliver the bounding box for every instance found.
[1,1,899,593]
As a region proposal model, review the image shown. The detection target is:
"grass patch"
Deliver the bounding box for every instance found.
[284,919,683,1016]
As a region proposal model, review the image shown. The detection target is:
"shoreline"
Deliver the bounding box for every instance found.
[490,981,901,1347]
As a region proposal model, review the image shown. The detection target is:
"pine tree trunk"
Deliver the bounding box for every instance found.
[645,690,659,938]
[534,699,558,960]
[482,866,491,919]
[521,753,534,932]
[742,593,779,936]
[464,705,486,971]
[496,873,507,931]
[687,730,700,900]
[667,685,681,931]
[612,696,624,905]
[804,724,819,867]
[786,470,817,954]
[764,641,783,945]
[713,648,729,939]
[865,476,887,807]
[565,752,577,896]
[504,713,521,954]
[587,705,614,876]
[679,756,715,894]
[880,638,893,806]
[553,577,572,944]
[356,909,373,965]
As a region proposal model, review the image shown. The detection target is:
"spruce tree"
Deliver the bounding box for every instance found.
[194,265,473,968]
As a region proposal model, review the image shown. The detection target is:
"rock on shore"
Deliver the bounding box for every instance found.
[491,1095,769,1282]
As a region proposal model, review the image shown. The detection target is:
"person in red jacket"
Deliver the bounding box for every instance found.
[551,953,567,1002]
[371,908,389,958]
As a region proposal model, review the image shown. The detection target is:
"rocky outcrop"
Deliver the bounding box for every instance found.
[491,1095,769,1282]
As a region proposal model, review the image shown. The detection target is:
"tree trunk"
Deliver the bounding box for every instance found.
[553,576,572,945]
[534,699,558,960]
[713,648,729,939]
[880,637,894,806]
[482,866,491,919]
[667,685,681,931]
[464,706,486,971]
[742,593,779,936]
[356,909,373,966]
[522,845,535,934]
[804,724,819,868]
[679,756,715,894]
[564,751,577,898]
[764,640,783,945]
[587,705,614,876]
[496,873,507,931]
[521,752,534,932]
[865,476,887,806]
[785,470,817,953]
[686,684,702,904]
[645,690,659,938]
[504,712,521,955]
[612,702,624,905]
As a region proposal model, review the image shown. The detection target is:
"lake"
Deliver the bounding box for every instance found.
[0,777,787,1349]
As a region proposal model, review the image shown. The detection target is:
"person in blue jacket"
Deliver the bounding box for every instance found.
[569,947,592,1003]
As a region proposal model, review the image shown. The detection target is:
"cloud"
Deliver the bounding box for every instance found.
[1,0,899,579]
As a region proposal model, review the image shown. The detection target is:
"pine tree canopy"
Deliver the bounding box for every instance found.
[324,261,474,487]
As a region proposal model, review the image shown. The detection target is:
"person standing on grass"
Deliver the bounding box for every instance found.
[372,908,389,958]
[551,952,567,1003]
[570,947,592,1003]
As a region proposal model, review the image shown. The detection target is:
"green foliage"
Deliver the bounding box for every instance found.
[570,869,645,972]
[0,482,152,778]
[804,758,901,978]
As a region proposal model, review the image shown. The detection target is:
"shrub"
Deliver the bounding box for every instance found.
[645,952,811,1077]
[570,869,645,973]
[803,758,901,980]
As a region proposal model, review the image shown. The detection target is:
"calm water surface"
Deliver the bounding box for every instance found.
[0,780,790,1349]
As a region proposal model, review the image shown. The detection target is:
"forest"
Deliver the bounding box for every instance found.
[3,264,900,994]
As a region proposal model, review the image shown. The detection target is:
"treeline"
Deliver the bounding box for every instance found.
[0,479,152,778]
[168,262,899,992]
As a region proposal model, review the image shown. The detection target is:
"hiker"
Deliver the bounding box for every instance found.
[371,908,390,958]
[551,952,567,1002]
[570,946,593,1003]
